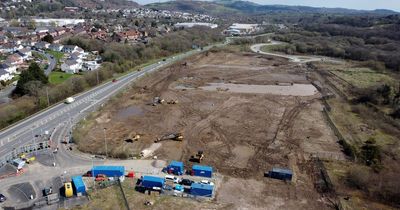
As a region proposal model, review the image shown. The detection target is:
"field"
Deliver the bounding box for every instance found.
[49,72,78,84]
[73,50,345,209]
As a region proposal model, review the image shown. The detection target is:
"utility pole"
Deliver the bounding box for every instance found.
[46,87,50,107]
[103,128,108,159]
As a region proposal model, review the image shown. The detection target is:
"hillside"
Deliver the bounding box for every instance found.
[59,0,139,9]
[146,0,398,16]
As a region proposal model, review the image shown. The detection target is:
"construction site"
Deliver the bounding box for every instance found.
[73,49,345,209]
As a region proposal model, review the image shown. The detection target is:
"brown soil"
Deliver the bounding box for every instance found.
[75,51,343,209]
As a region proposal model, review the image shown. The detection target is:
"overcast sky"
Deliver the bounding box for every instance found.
[135,0,400,11]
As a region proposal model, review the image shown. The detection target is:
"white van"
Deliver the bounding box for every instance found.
[165,175,180,183]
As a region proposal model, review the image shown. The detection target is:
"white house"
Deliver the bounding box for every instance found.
[82,61,100,71]
[48,43,63,52]
[0,69,13,81]
[18,47,32,57]
[34,41,50,50]
[0,63,17,74]
[61,59,81,74]
[62,45,78,53]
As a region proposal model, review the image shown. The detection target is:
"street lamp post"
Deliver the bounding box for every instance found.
[103,128,108,159]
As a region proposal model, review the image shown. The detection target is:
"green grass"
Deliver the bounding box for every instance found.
[45,50,64,63]
[260,44,289,53]
[49,72,77,84]
[331,67,396,89]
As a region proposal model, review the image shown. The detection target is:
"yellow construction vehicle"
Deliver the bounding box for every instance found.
[125,134,142,143]
[190,151,204,163]
[155,133,183,143]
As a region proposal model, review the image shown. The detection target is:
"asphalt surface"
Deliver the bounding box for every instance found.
[0,45,216,161]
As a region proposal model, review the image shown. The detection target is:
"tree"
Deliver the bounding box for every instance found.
[14,62,48,96]
[42,34,54,43]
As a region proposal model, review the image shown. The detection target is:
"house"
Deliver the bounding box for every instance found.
[18,47,32,57]
[55,27,66,36]
[6,54,24,66]
[0,63,17,74]
[0,69,13,82]
[48,43,63,52]
[0,43,18,53]
[62,45,78,53]
[34,41,50,50]
[112,30,141,42]
[16,51,29,61]
[36,32,47,40]
[82,61,100,71]
[35,27,49,34]
[0,35,8,45]
[48,29,58,37]
[61,59,81,74]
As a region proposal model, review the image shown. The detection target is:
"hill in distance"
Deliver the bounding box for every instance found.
[145,0,399,16]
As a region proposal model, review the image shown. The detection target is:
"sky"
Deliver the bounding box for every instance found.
[134,0,400,11]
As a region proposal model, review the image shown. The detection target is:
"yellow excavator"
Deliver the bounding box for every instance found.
[154,133,183,143]
[125,134,142,143]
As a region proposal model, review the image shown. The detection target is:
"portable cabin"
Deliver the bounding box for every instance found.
[92,165,125,178]
[64,182,73,198]
[192,165,213,178]
[190,183,213,197]
[71,176,86,196]
[268,168,293,181]
[166,160,184,175]
[142,176,165,188]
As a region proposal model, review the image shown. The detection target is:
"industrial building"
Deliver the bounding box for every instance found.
[175,22,218,29]
[141,176,165,188]
[71,176,86,196]
[190,183,214,197]
[91,165,125,178]
[225,23,259,35]
[192,165,213,178]
[164,160,184,175]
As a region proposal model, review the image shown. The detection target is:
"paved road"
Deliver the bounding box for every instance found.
[0,44,217,162]
[251,42,342,63]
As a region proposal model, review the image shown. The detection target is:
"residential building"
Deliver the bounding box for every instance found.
[82,61,100,71]
[0,69,12,81]
[0,63,17,74]
[6,54,23,66]
[48,43,63,52]
[62,45,78,53]
[61,59,81,74]
[34,41,50,50]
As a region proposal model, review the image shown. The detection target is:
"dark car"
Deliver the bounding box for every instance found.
[180,179,193,186]
[0,194,6,202]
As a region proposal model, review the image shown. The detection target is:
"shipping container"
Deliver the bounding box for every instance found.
[192,165,213,178]
[142,176,165,188]
[92,165,125,177]
[166,160,184,175]
[268,168,293,181]
[71,176,86,196]
[190,183,213,197]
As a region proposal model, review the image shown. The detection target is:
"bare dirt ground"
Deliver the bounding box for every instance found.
[74,51,344,209]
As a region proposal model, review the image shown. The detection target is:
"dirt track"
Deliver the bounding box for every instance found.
[74,50,344,209]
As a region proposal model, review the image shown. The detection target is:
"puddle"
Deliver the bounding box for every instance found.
[200,83,318,96]
[175,84,195,90]
[115,106,144,119]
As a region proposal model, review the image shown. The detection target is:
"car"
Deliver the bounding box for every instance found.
[112,79,117,83]
[179,178,193,186]
[162,58,166,61]
[95,174,107,181]
[0,194,6,202]
[165,175,180,183]
[200,180,214,186]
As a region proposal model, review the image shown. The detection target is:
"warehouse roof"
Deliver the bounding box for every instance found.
[191,183,214,191]
[192,165,213,172]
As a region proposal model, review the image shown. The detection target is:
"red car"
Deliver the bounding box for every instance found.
[112,79,117,83]
[95,174,107,181]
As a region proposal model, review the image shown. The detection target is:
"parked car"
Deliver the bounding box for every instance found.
[179,179,193,186]
[200,180,214,186]
[165,175,180,183]
[0,194,6,202]
[112,79,117,83]
[95,174,107,181]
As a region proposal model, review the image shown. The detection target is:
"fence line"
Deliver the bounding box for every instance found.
[117,179,131,210]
